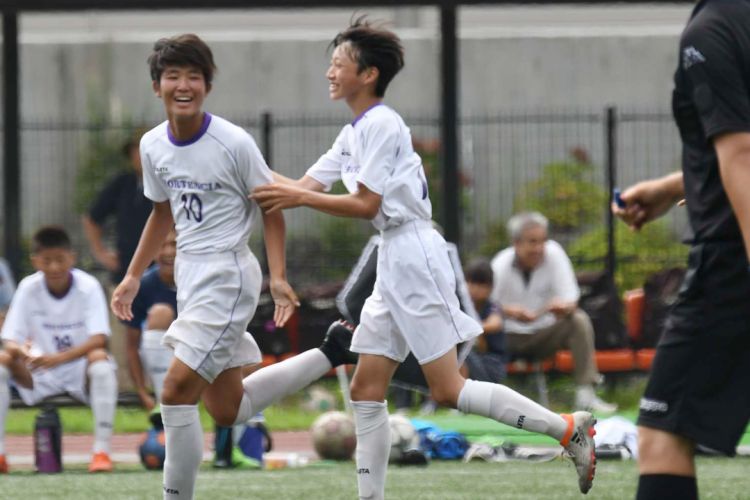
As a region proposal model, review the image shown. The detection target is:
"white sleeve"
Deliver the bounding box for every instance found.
[355,119,398,195]
[141,140,169,203]
[85,281,111,337]
[548,242,580,303]
[1,283,29,343]
[306,130,345,192]
[237,133,273,192]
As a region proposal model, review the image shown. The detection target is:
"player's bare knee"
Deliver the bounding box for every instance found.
[146,303,175,331]
[86,348,108,364]
[161,375,199,405]
[429,387,458,409]
[349,380,385,402]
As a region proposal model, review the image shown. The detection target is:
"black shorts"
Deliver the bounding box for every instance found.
[638,241,750,455]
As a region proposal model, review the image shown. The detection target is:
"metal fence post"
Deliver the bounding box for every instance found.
[3,11,21,280]
[605,105,618,279]
[261,111,273,168]
[259,111,273,273]
[440,2,460,246]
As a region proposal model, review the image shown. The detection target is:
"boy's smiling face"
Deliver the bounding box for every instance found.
[326,43,377,103]
[153,64,211,121]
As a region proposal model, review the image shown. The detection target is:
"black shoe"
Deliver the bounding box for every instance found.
[319,320,358,367]
[395,449,429,466]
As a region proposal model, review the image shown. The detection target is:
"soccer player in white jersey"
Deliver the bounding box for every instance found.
[252,19,598,498]
[0,226,117,473]
[110,34,358,499]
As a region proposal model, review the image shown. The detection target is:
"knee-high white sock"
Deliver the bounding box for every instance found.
[0,365,9,455]
[351,401,390,500]
[141,330,173,403]
[235,349,332,424]
[162,404,203,500]
[457,379,568,441]
[87,360,117,454]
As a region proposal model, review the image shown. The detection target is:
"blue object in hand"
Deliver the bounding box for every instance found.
[613,188,626,209]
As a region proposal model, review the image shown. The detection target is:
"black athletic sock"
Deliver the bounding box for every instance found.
[636,474,697,500]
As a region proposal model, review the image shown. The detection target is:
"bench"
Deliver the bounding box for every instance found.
[10,390,145,410]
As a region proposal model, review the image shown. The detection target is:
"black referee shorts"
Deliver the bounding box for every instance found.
[637,241,750,455]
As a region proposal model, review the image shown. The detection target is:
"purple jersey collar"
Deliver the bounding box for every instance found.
[167,112,212,147]
[352,102,383,127]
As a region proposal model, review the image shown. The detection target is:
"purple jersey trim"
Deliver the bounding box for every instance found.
[45,272,74,300]
[352,102,383,127]
[167,112,212,147]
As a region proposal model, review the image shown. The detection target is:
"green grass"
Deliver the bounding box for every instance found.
[2,458,749,499]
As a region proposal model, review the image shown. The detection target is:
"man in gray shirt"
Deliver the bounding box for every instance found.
[491,212,616,413]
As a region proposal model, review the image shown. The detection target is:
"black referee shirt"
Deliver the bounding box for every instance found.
[673,0,750,243]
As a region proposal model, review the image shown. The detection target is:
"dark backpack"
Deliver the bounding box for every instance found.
[576,271,628,350]
[640,267,686,348]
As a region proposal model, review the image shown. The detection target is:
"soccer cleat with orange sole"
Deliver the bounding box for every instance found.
[88,451,113,473]
[0,454,8,474]
[560,411,597,494]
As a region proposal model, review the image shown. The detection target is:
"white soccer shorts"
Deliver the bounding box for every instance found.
[166,246,263,383]
[352,220,482,364]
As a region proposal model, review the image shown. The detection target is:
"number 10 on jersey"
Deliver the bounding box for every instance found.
[180,193,203,222]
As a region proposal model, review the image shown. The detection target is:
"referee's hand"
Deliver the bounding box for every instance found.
[111,275,140,322]
[269,278,300,328]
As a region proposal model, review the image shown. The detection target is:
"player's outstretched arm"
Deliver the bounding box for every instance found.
[270,172,327,192]
[716,132,750,261]
[612,172,684,231]
[262,209,299,328]
[111,201,173,321]
[252,182,381,219]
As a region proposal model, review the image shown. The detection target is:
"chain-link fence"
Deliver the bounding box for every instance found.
[1,108,689,292]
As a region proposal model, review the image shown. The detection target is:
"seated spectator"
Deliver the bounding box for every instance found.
[460,258,506,383]
[491,212,616,413]
[0,258,15,329]
[0,226,117,473]
[120,230,177,411]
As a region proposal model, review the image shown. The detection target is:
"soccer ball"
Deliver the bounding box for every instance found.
[310,411,356,460]
[388,414,420,463]
[139,428,166,470]
[302,385,337,413]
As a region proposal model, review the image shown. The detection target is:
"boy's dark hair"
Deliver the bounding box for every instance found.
[32,226,71,253]
[464,258,494,286]
[331,17,404,97]
[148,33,217,84]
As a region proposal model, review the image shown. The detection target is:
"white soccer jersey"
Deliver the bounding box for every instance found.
[140,113,273,254]
[306,104,432,231]
[0,269,110,354]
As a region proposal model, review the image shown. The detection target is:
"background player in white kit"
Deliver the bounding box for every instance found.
[252,19,598,498]
[111,34,359,500]
[0,226,117,473]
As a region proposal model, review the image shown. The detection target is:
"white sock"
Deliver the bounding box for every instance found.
[162,404,203,500]
[235,349,332,424]
[457,379,568,441]
[0,365,9,455]
[351,401,390,500]
[232,424,246,446]
[87,360,117,454]
[141,330,173,403]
